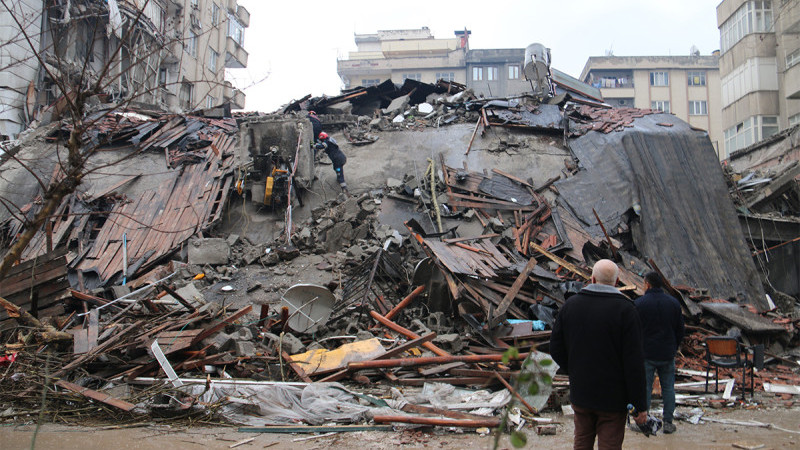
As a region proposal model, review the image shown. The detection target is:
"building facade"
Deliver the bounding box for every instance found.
[0,0,44,140]
[465,49,531,98]
[717,0,800,158]
[580,55,723,157]
[0,0,248,140]
[337,27,469,89]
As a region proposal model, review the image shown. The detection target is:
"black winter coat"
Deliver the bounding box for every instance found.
[550,285,647,413]
[635,288,684,361]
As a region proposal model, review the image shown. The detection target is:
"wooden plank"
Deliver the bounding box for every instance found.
[529,242,590,280]
[282,350,312,382]
[489,256,538,327]
[55,380,136,411]
[191,305,252,344]
[239,425,393,434]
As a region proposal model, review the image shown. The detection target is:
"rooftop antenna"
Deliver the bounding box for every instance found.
[524,43,554,98]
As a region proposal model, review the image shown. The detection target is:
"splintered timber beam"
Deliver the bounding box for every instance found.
[369,310,450,357]
[529,242,590,280]
[489,256,538,328]
[55,380,136,411]
[384,285,425,321]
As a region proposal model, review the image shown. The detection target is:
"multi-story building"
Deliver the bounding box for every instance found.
[580,55,723,157]
[0,0,248,140]
[0,0,44,140]
[717,0,800,158]
[465,49,530,98]
[337,27,469,89]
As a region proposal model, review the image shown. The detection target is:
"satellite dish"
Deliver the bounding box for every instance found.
[280,284,336,333]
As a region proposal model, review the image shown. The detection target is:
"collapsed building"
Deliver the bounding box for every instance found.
[0,57,798,433]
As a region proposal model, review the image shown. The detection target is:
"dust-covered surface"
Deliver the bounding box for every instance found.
[2,407,800,449]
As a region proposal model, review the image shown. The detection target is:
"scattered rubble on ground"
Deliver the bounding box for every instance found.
[0,77,798,440]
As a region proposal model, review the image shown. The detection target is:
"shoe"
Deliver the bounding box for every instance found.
[663,421,676,434]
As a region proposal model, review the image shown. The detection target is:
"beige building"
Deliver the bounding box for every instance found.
[580,55,724,157]
[717,0,800,158]
[337,27,469,89]
[166,0,249,111]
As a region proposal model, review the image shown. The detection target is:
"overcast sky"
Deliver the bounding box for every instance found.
[229,0,723,112]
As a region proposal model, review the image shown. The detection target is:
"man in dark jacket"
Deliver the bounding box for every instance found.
[315,131,348,194]
[635,271,684,434]
[550,259,647,449]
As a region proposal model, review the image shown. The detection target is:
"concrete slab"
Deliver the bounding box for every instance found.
[188,238,230,265]
[699,303,786,333]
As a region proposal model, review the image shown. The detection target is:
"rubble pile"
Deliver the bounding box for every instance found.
[0,79,799,436]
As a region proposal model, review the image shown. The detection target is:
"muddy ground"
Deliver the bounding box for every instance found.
[3,406,799,449]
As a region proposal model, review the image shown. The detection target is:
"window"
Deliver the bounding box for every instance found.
[361,79,381,87]
[790,113,800,127]
[651,101,670,113]
[158,67,167,87]
[508,65,520,80]
[209,48,218,72]
[436,72,455,82]
[211,3,220,26]
[402,73,421,81]
[179,82,193,110]
[186,30,197,57]
[206,95,216,109]
[143,1,165,32]
[228,14,245,46]
[472,67,483,81]
[787,49,800,69]
[723,115,780,156]
[688,71,706,86]
[689,100,708,115]
[487,67,498,81]
[650,71,669,86]
[720,57,779,107]
[720,1,773,53]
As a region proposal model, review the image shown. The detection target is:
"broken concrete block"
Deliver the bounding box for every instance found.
[537,425,557,435]
[188,238,230,265]
[386,178,403,189]
[235,340,256,357]
[434,334,465,353]
[236,327,253,341]
[325,222,354,252]
[352,223,369,241]
[110,285,130,299]
[383,94,410,116]
[175,283,206,307]
[392,115,405,123]
[261,252,280,266]
[226,234,240,247]
[340,197,360,220]
[276,245,300,261]
[203,332,235,353]
[263,332,305,354]
[347,245,365,259]
[369,117,383,129]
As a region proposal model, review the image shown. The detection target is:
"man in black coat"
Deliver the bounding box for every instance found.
[315,131,348,194]
[635,271,684,434]
[550,259,647,449]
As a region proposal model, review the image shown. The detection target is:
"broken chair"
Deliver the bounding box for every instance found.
[703,336,764,399]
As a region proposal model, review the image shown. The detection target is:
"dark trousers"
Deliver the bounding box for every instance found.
[572,404,626,450]
[645,359,676,422]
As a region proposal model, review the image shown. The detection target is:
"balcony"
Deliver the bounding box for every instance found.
[223,81,245,109]
[225,36,248,68]
[600,87,636,98]
[786,63,800,99]
[235,5,249,27]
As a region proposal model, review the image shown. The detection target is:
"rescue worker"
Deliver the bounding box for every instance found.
[315,131,348,194]
[308,111,322,140]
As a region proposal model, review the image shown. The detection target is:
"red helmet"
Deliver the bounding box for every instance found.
[318,131,328,140]
[308,111,317,116]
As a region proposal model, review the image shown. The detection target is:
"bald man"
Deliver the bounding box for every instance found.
[550,259,647,450]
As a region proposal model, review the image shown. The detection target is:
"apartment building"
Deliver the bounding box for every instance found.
[0,0,248,140]
[0,0,43,140]
[580,55,723,157]
[465,49,531,98]
[337,27,470,89]
[717,0,800,158]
